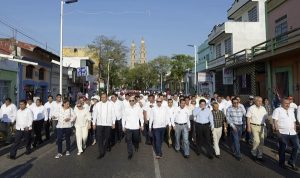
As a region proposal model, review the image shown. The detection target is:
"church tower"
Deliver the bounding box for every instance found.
[139,38,146,64]
[130,41,136,68]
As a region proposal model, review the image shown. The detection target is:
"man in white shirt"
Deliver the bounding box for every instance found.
[246,96,268,161]
[8,100,33,159]
[166,99,175,148]
[44,95,53,140]
[111,93,124,144]
[92,93,115,159]
[149,98,169,159]
[172,99,191,158]
[122,93,130,109]
[172,94,179,107]
[32,99,48,148]
[143,94,156,145]
[0,98,17,144]
[273,97,299,170]
[50,94,62,136]
[27,98,36,112]
[122,96,144,159]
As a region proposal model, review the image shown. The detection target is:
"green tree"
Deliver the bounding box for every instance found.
[88,35,128,92]
[169,54,193,92]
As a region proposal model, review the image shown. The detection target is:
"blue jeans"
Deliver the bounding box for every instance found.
[175,124,189,156]
[278,134,300,165]
[57,128,72,154]
[231,125,243,158]
[153,128,165,157]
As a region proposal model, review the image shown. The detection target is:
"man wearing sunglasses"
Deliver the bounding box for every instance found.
[122,97,144,160]
[143,94,156,145]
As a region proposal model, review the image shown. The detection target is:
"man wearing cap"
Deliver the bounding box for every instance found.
[246,96,268,161]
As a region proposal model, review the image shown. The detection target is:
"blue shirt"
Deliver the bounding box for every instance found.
[193,107,214,128]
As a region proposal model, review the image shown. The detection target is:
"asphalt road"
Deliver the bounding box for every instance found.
[0,132,299,178]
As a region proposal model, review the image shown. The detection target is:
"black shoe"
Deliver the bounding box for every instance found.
[215,155,220,159]
[288,162,299,171]
[235,156,241,161]
[97,154,104,159]
[196,151,200,156]
[7,155,16,160]
[25,150,32,155]
[208,155,214,159]
[279,164,288,169]
[184,155,189,159]
[251,155,257,161]
[128,154,133,160]
[257,158,264,162]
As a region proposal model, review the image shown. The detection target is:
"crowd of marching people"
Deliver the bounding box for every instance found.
[0,91,299,171]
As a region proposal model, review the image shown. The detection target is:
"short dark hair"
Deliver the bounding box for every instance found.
[5,98,12,103]
[56,94,62,97]
[148,94,154,98]
[179,99,185,104]
[112,93,118,97]
[199,99,206,104]
[48,95,53,99]
[231,97,238,103]
[20,99,27,105]
[168,99,173,102]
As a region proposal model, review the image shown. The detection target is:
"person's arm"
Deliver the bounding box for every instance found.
[246,108,252,133]
[272,109,280,133]
[297,106,300,123]
[139,108,144,130]
[11,105,17,123]
[92,104,98,126]
[27,110,34,130]
[149,108,154,130]
[209,111,214,129]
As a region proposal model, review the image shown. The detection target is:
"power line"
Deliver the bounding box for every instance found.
[0,18,58,54]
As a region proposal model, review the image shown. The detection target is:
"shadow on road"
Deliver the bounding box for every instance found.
[0,157,36,178]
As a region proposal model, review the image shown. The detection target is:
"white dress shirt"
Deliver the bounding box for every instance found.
[246,105,268,125]
[112,100,124,121]
[273,107,297,135]
[15,108,33,130]
[50,101,62,120]
[172,107,191,129]
[92,101,115,126]
[74,106,91,128]
[32,105,48,121]
[56,108,76,129]
[122,105,144,130]
[0,103,17,123]
[143,101,156,121]
[167,106,176,125]
[149,106,170,129]
[27,103,36,112]
[122,100,130,109]
[44,101,52,120]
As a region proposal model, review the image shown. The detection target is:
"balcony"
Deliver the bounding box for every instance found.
[225,49,252,68]
[227,0,257,20]
[207,55,227,70]
[208,23,225,44]
[252,27,300,61]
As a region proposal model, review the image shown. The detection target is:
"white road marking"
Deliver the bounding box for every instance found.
[152,150,162,178]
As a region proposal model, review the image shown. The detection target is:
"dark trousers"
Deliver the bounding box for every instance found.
[278,134,300,165]
[10,130,32,157]
[195,123,213,157]
[96,126,111,156]
[33,119,44,146]
[153,128,165,157]
[56,128,72,154]
[126,129,140,155]
[189,120,196,144]
[144,123,152,144]
[44,119,50,140]
[52,120,58,137]
[115,119,123,142]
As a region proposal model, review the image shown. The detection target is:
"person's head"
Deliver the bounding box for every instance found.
[217,96,222,103]
[185,97,190,105]
[191,100,196,106]
[148,94,155,103]
[56,94,62,102]
[254,96,263,107]
[5,98,12,106]
[173,94,178,100]
[48,95,53,103]
[27,98,33,105]
[111,93,118,102]
[62,99,70,109]
[179,99,185,109]
[281,97,290,110]
[264,98,269,105]
[163,95,167,101]
[36,99,42,106]
[210,98,216,103]
[199,99,206,109]
[129,96,135,107]
[125,93,130,100]
[212,102,219,111]
[156,98,162,107]
[226,96,231,101]
[249,95,254,104]
[76,100,83,109]
[19,100,27,110]
[213,92,218,99]
[191,95,196,101]
[168,99,173,107]
[236,96,241,103]
[232,97,239,108]
[78,96,85,105]
[101,93,108,103]
[288,96,294,103]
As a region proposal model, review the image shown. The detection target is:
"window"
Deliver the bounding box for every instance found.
[0,81,10,103]
[248,6,258,22]
[26,65,34,79]
[216,44,221,58]
[275,15,288,43]
[225,38,232,55]
[39,68,45,80]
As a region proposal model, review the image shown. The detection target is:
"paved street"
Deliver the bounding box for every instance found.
[0,134,299,178]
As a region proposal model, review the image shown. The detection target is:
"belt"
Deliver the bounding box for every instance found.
[250,123,264,126]
[175,122,187,125]
[197,122,209,125]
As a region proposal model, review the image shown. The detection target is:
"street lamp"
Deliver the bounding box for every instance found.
[59,0,78,95]
[187,44,198,94]
[107,58,114,95]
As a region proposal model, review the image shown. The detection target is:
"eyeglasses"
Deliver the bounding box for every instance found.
[129,100,135,102]
[156,101,162,103]
[233,102,238,104]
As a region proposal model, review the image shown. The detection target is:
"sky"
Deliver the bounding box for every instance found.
[0,0,232,61]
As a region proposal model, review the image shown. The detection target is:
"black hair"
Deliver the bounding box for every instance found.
[5,98,12,103]
[20,99,27,105]
[56,94,62,97]
[48,95,53,99]
[179,99,185,104]
[199,99,206,104]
